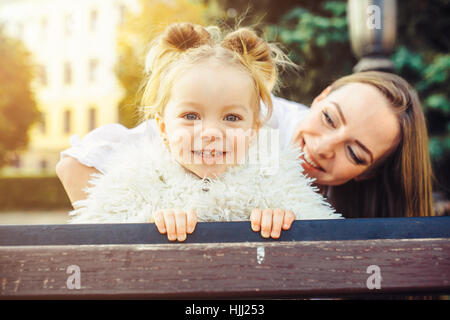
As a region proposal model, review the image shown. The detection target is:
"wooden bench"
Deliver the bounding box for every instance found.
[0,217,449,299]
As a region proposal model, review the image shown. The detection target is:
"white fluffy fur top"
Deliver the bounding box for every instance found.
[69,130,342,223]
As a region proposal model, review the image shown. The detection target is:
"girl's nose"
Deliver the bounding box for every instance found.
[201,124,223,143]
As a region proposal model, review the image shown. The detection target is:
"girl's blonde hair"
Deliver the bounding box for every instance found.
[325,71,434,218]
[138,23,294,125]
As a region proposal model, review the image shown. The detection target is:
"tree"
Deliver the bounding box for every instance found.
[0,30,39,169]
[265,1,352,103]
[115,0,208,128]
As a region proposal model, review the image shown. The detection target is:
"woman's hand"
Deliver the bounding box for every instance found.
[153,209,198,242]
[250,209,295,239]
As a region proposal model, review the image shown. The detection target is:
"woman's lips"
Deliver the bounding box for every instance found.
[300,138,325,172]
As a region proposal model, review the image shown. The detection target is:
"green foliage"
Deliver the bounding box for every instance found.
[0,31,39,168]
[393,48,450,161]
[264,1,354,104]
[0,176,72,210]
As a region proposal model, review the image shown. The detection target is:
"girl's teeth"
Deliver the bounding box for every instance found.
[194,151,223,157]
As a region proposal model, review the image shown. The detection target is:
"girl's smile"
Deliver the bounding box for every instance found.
[192,149,226,164]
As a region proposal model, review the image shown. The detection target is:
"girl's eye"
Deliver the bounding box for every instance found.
[183,113,200,120]
[322,111,335,128]
[347,146,364,165]
[224,114,241,122]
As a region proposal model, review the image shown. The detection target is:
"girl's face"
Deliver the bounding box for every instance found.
[156,60,258,179]
[292,82,401,186]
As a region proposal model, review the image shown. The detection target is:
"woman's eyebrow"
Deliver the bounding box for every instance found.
[330,101,374,163]
[330,101,346,125]
[355,140,374,163]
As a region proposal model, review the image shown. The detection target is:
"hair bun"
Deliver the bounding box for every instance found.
[163,23,212,51]
[222,28,270,61]
[221,28,276,90]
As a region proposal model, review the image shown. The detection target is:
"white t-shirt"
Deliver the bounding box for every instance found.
[60,95,309,174]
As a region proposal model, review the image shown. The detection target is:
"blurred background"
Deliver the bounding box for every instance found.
[0,0,448,224]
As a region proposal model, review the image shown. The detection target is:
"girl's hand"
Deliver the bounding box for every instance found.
[250,209,295,239]
[153,209,198,242]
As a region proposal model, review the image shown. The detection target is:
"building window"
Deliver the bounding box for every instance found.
[65,14,73,36]
[38,65,47,86]
[119,5,126,25]
[88,59,98,82]
[89,9,98,32]
[16,22,24,39]
[63,110,72,134]
[12,154,21,168]
[39,159,48,170]
[38,112,46,134]
[88,107,97,131]
[41,17,47,40]
[64,62,72,85]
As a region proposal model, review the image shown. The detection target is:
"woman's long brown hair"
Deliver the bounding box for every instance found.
[324,72,434,218]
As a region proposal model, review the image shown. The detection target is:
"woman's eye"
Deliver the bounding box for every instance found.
[224,114,241,122]
[347,146,364,165]
[322,111,335,127]
[183,113,199,120]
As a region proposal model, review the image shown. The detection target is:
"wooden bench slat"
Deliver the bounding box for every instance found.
[1,217,449,298]
[1,217,449,246]
[1,238,449,299]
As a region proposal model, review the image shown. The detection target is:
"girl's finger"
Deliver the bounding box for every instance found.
[261,209,273,238]
[186,209,197,234]
[282,210,296,230]
[153,210,166,234]
[174,210,187,242]
[163,209,177,241]
[250,209,262,232]
[271,209,284,239]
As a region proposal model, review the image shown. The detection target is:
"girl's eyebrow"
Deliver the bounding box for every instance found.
[176,101,250,114]
[330,101,374,163]
[175,101,204,109]
[221,104,250,114]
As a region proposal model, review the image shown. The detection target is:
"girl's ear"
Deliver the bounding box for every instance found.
[155,113,166,136]
[155,113,170,147]
[311,86,332,107]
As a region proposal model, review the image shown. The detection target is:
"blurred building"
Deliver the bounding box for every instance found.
[0,0,138,175]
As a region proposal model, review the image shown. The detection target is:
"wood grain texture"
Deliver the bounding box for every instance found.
[1,238,449,299]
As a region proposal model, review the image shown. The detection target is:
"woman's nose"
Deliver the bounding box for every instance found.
[312,134,340,159]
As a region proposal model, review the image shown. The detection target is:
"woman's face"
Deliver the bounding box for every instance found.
[156,60,258,179]
[292,82,401,186]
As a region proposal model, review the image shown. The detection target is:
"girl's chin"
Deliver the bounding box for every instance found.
[186,164,228,179]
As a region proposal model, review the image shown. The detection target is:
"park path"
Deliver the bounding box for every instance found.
[0,210,69,225]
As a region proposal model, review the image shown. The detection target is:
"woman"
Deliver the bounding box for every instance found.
[56,71,434,218]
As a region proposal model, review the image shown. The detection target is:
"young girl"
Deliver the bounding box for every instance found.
[68,23,341,241]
